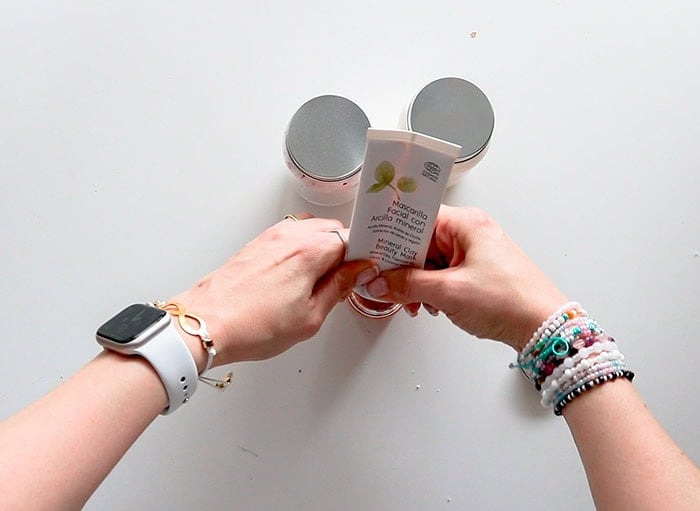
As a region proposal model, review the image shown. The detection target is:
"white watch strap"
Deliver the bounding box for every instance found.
[138,320,199,415]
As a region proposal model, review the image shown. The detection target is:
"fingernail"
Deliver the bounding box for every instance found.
[423,304,440,316]
[365,277,389,297]
[404,307,418,318]
[355,266,380,287]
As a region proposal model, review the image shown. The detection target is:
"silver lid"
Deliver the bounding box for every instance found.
[286,95,370,182]
[407,77,494,162]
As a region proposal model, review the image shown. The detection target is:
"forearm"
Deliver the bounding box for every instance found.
[0,218,367,510]
[0,351,166,511]
[564,379,700,510]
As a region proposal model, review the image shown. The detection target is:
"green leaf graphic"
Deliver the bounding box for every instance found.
[375,161,395,184]
[397,177,418,193]
[365,160,417,199]
[367,182,388,193]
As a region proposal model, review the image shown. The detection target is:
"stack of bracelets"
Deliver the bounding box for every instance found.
[513,302,635,415]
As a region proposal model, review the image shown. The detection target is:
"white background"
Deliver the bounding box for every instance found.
[1,1,698,509]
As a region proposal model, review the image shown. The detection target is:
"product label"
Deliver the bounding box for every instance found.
[346,130,461,280]
[366,199,428,266]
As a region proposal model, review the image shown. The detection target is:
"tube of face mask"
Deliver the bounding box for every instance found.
[346,129,461,304]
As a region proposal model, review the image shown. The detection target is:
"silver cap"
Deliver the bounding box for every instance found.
[407,77,494,162]
[286,95,370,181]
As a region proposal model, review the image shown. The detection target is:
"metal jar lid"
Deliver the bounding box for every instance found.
[407,77,494,163]
[285,95,370,182]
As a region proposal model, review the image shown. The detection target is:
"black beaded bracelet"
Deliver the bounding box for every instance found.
[553,370,635,416]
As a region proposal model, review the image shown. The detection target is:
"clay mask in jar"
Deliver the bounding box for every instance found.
[402,77,494,187]
[284,95,370,206]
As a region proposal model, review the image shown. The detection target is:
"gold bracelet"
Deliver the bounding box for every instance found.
[153,301,232,390]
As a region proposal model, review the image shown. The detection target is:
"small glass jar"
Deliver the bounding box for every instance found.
[284,95,370,206]
[401,77,494,186]
[347,291,403,319]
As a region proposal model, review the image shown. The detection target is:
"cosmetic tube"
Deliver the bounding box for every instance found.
[345,129,461,318]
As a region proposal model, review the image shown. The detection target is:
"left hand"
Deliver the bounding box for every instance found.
[170,215,376,366]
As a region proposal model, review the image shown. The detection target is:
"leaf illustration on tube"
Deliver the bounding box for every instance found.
[397,177,418,193]
[367,182,388,193]
[375,161,395,184]
[366,160,418,200]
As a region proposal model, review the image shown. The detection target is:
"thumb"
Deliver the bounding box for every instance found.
[365,266,452,308]
[313,260,379,316]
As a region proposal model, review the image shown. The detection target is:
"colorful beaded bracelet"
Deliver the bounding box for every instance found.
[517,313,605,388]
[514,302,633,415]
[540,340,621,391]
[519,302,584,358]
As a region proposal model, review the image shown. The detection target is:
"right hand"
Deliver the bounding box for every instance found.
[364,205,567,352]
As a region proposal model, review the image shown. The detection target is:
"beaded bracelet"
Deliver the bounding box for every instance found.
[540,339,620,389]
[544,351,624,395]
[517,335,573,385]
[540,351,623,405]
[519,302,584,358]
[513,302,633,415]
[541,360,623,407]
[516,310,604,388]
[552,359,626,405]
[554,370,635,416]
[544,356,626,407]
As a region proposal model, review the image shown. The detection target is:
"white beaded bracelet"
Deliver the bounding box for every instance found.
[541,340,620,387]
[541,350,625,406]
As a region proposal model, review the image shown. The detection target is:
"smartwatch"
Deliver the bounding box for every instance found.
[96,303,199,415]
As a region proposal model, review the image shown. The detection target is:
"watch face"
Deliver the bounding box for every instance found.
[97,304,167,344]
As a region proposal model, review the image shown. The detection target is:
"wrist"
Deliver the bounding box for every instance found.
[95,303,200,414]
[515,292,569,353]
[166,294,231,368]
[98,349,169,411]
[156,297,234,390]
[173,323,209,374]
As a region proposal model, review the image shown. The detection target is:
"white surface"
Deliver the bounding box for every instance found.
[1,1,698,509]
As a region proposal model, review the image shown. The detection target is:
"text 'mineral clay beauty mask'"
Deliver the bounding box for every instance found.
[346,129,461,319]
[284,95,370,206]
[402,77,494,187]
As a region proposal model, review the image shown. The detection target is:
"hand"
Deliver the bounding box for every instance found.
[171,215,376,365]
[364,206,567,351]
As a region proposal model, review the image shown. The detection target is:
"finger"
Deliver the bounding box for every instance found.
[436,206,499,266]
[283,212,315,221]
[422,303,440,316]
[328,229,347,257]
[417,205,465,269]
[425,253,449,271]
[404,303,420,317]
[432,205,491,265]
[301,217,344,232]
[301,229,351,279]
[266,220,348,286]
[278,217,344,233]
[365,266,456,308]
[312,260,378,317]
